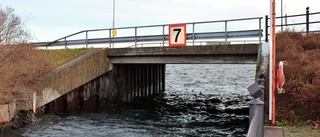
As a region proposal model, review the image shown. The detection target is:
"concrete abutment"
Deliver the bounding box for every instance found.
[45,64,166,112]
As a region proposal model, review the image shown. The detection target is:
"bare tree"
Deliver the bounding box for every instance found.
[0,6,30,45]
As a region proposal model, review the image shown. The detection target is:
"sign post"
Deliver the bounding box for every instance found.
[169,24,187,46]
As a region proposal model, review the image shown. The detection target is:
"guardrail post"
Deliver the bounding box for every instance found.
[162,25,165,47]
[247,72,265,137]
[135,27,137,47]
[306,7,310,35]
[192,23,195,46]
[64,38,67,49]
[265,15,269,42]
[85,31,88,48]
[109,29,112,48]
[224,21,228,44]
[259,18,262,44]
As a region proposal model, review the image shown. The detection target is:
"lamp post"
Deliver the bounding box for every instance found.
[281,0,283,31]
[113,0,115,30]
[112,0,116,48]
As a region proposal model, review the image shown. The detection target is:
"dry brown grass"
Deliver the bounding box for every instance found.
[0,44,54,104]
[276,30,320,122]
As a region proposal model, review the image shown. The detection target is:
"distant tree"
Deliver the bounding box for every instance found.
[0,6,30,45]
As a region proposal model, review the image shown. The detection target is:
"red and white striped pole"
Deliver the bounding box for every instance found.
[269,0,277,125]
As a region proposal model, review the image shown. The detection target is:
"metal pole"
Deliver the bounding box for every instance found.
[192,23,195,46]
[85,31,88,48]
[135,27,137,47]
[224,21,228,44]
[64,38,67,49]
[113,0,115,31]
[112,0,115,48]
[306,7,310,36]
[259,18,262,45]
[109,29,111,48]
[265,15,269,42]
[269,0,273,122]
[281,0,283,31]
[162,25,165,47]
[270,0,277,125]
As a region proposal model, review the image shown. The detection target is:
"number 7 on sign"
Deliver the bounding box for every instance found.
[169,24,186,46]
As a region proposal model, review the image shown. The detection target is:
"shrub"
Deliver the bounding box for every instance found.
[276,30,320,122]
[0,44,54,104]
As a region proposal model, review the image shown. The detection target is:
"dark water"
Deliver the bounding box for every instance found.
[4,64,255,137]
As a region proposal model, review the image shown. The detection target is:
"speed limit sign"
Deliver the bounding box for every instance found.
[169,24,186,46]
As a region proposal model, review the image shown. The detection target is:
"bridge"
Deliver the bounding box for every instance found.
[20,17,269,136]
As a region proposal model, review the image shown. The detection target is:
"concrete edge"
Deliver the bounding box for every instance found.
[41,48,105,78]
[264,126,284,137]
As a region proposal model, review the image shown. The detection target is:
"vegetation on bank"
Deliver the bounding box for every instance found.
[0,44,55,104]
[276,30,320,125]
[0,6,92,105]
[42,48,92,67]
[0,45,92,105]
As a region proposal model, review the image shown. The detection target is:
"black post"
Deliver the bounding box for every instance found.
[306,7,310,35]
[265,15,269,42]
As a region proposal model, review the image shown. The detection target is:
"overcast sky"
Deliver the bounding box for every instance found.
[0,0,319,42]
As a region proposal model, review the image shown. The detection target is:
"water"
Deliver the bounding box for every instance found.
[5,64,255,137]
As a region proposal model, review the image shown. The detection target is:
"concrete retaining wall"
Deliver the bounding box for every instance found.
[45,64,166,112]
[16,49,110,110]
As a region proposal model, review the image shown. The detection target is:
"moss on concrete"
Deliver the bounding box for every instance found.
[43,48,93,67]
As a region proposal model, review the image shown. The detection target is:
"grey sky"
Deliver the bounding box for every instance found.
[0,0,319,42]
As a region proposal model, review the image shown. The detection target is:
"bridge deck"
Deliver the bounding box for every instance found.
[107,44,259,64]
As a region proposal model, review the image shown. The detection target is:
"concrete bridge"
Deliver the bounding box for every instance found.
[9,17,270,136]
[19,43,260,112]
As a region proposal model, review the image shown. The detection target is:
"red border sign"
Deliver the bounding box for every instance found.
[169,24,187,46]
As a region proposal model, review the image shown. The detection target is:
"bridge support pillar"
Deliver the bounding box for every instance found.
[114,64,166,102]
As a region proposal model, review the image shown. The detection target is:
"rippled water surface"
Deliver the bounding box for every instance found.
[6,64,256,137]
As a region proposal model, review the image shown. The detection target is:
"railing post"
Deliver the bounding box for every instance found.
[135,27,137,47]
[285,14,288,27]
[306,7,310,35]
[224,21,228,44]
[265,15,269,42]
[162,25,165,47]
[64,38,67,49]
[109,29,112,48]
[259,18,262,45]
[85,31,88,48]
[192,23,195,46]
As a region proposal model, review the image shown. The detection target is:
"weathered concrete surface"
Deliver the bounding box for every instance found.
[45,64,165,112]
[17,49,111,110]
[107,44,258,64]
[264,126,284,137]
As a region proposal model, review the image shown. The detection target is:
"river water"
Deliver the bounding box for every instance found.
[5,64,255,137]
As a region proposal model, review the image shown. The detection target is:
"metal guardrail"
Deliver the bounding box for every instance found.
[265,7,320,42]
[34,17,263,49]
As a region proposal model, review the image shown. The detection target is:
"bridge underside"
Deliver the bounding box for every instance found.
[107,44,259,64]
[109,55,256,64]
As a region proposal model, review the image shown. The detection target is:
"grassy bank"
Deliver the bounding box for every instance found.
[0,45,92,105]
[43,48,92,67]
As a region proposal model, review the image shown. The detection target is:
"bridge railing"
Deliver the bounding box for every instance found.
[35,17,263,49]
[265,7,320,42]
